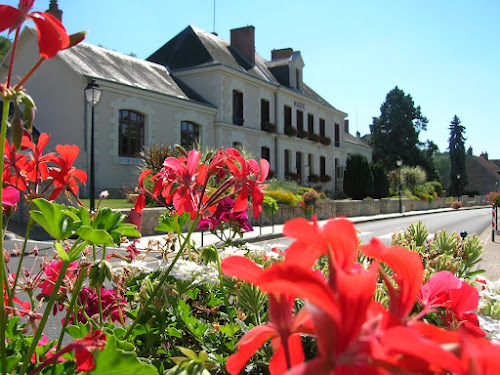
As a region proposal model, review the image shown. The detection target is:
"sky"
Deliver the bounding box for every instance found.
[2,0,500,159]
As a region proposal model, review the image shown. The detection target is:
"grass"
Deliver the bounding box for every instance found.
[78,199,135,210]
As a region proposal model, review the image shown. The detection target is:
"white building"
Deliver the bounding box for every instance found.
[2,23,371,196]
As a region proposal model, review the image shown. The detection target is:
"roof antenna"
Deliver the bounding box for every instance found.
[212,0,217,35]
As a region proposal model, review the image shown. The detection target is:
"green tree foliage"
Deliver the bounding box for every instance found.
[401,165,427,192]
[448,115,467,195]
[343,154,373,200]
[0,36,12,61]
[371,161,389,199]
[418,140,440,182]
[434,152,451,183]
[370,86,429,172]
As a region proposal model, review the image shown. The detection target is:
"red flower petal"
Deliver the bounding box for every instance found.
[226,324,276,375]
[0,5,21,33]
[221,256,264,285]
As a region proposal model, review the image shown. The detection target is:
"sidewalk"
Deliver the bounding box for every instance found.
[479,226,500,281]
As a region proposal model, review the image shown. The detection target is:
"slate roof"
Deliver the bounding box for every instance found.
[58,42,191,100]
[147,25,338,111]
[463,155,500,194]
[345,132,370,147]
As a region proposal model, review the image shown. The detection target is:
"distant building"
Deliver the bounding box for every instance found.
[464,152,500,194]
[1,24,372,195]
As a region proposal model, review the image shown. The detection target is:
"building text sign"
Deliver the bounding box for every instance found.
[294,100,305,110]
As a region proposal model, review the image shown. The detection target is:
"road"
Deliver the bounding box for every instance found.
[257,207,492,247]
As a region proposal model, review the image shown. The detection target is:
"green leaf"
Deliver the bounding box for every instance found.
[30,199,77,240]
[6,354,21,373]
[55,242,69,261]
[167,327,183,338]
[155,212,189,233]
[91,335,158,375]
[65,323,89,339]
[76,225,114,246]
[177,347,198,361]
[219,323,240,338]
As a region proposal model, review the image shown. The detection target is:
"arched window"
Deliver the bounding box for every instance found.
[119,110,144,157]
[181,121,199,149]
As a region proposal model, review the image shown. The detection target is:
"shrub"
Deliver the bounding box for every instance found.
[262,196,279,216]
[343,154,374,200]
[371,161,389,199]
[297,187,317,195]
[451,201,462,209]
[137,143,180,174]
[486,191,500,206]
[264,190,298,206]
[401,165,427,192]
[429,181,443,197]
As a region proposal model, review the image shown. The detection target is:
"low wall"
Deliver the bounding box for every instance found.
[10,195,489,237]
[124,195,488,236]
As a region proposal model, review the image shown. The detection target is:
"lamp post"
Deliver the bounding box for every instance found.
[396,158,403,213]
[84,79,102,212]
[456,174,461,199]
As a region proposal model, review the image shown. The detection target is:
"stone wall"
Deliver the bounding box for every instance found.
[10,195,488,237]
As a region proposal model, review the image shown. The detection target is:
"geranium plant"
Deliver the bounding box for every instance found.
[486,191,500,207]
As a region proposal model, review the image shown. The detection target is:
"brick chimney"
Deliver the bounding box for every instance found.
[46,0,62,21]
[480,152,489,160]
[271,48,293,61]
[344,119,349,133]
[230,26,255,66]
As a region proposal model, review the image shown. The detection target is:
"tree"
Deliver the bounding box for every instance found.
[371,161,389,199]
[0,36,12,61]
[448,115,467,196]
[370,86,428,172]
[343,154,373,200]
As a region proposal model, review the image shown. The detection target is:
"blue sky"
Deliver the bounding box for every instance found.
[3,0,500,159]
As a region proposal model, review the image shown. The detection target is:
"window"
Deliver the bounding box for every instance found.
[232,90,244,125]
[334,123,340,147]
[261,146,270,163]
[181,121,199,149]
[261,99,270,125]
[308,113,314,134]
[319,118,325,137]
[296,152,302,178]
[284,105,292,128]
[320,156,326,176]
[284,149,291,174]
[119,110,144,157]
[296,110,303,132]
[308,153,314,174]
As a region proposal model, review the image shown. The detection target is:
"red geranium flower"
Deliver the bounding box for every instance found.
[48,144,87,200]
[0,0,70,58]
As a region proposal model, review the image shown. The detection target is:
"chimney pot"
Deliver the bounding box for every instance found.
[230,26,255,66]
[344,119,349,133]
[271,48,293,61]
[46,0,62,21]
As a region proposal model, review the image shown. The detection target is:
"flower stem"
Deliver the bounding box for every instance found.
[0,98,11,375]
[124,215,200,339]
[10,218,36,302]
[13,57,46,91]
[6,28,20,88]
[18,260,71,375]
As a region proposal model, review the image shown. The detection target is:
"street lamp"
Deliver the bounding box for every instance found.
[456,174,461,199]
[396,158,403,213]
[84,79,102,212]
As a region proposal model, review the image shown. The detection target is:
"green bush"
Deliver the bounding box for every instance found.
[297,187,317,195]
[371,161,389,199]
[429,181,443,197]
[264,190,298,206]
[401,165,427,192]
[262,196,279,216]
[343,154,374,200]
